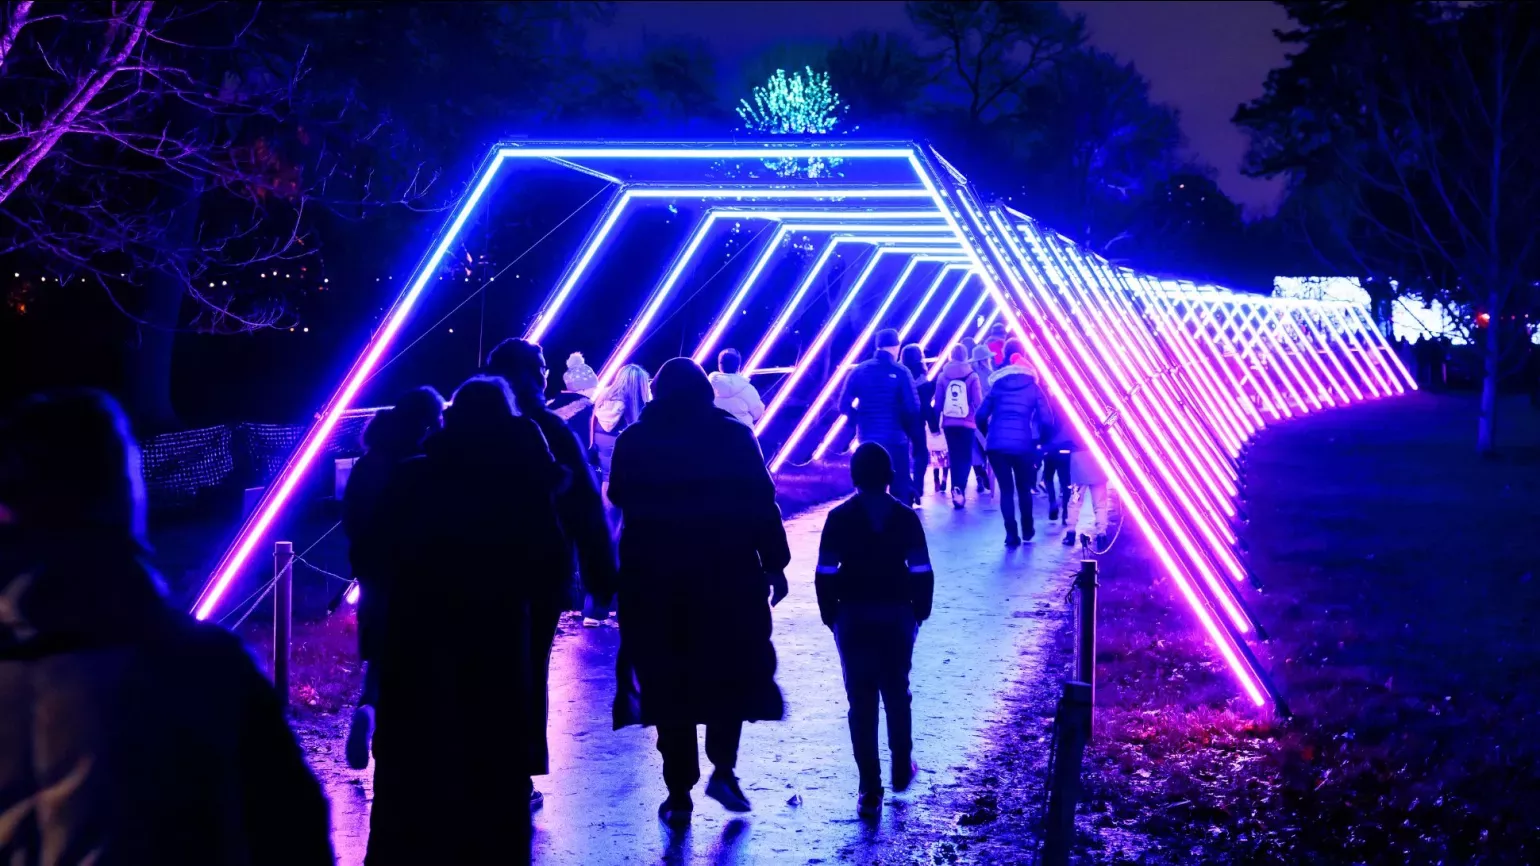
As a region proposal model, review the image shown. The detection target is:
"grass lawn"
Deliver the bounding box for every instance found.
[1079,393,1540,863]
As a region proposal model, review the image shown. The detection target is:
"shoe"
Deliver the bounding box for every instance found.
[1048,507,1059,521]
[1005,532,1022,547]
[1095,533,1109,550]
[1061,509,1071,524]
[345,705,374,770]
[1023,524,1036,542]
[705,771,752,812]
[951,488,965,510]
[857,787,884,819]
[582,617,602,628]
[892,757,919,793]
[530,787,544,811]
[1062,529,1076,547]
[658,793,693,827]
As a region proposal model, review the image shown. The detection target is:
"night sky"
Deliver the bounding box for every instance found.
[590,0,1289,215]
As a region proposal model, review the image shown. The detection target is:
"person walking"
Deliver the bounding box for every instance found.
[366,376,568,865]
[815,443,934,819]
[976,340,1056,545]
[934,344,985,509]
[709,348,765,428]
[969,345,996,494]
[839,329,922,505]
[0,391,333,866]
[607,358,792,828]
[342,386,445,770]
[486,339,619,809]
[900,343,936,502]
[1061,439,1112,550]
[1041,430,1073,524]
[984,321,1010,367]
[587,363,650,626]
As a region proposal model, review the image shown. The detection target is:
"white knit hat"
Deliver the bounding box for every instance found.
[563,352,599,395]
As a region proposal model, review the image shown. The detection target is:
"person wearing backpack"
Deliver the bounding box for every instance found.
[933,343,985,509]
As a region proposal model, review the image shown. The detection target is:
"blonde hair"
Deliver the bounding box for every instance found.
[599,363,650,427]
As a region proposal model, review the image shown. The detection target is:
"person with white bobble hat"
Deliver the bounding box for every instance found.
[550,352,599,455]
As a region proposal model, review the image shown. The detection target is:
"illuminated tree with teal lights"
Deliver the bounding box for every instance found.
[737,67,848,178]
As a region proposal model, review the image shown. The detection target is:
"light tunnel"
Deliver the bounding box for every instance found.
[193,141,1414,714]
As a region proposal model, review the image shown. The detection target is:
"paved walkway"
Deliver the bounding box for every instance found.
[308,490,1080,864]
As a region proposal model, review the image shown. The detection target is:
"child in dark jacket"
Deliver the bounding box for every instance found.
[815,442,934,818]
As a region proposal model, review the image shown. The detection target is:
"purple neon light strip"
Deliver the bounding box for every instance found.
[935,181,1266,703]
[1318,306,1389,398]
[1262,305,1337,408]
[959,195,1255,636]
[1239,304,1320,413]
[925,281,996,380]
[1337,307,1399,395]
[1112,270,1254,457]
[1013,221,1242,568]
[195,151,512,620]
[1349,304,1418,391]
[1303,304,1376,401]
[1122,271,1261,442]
[1273,305,1352,406]
[1201,303,1290,419]
[1155,280,1267,432]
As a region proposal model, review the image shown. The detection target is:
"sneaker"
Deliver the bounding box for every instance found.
[705,771,752,812]
[658,793,693,827]
[1023,524,1036,542]
[1048,507,1059,521]
[857,787,884,819]
[1062,529,1076,547]
[1005,532,1022,547]
[892,757,919,793]
[951,488,965,510]
[530,787,544,812]
[345,705,375,770]
[582,617,602,628]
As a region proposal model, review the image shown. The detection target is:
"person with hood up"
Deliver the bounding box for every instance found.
[839,328,923,505]
[342,386,445,770]
[0,391,332,866]
[815,442,934,819]
[933,343,985,509]
[975,339,1056,545]
[366,376,568,864]
[485,338,619,810]
[709,348,765,429]
[607,358,792,828]
[984,321,1010,367]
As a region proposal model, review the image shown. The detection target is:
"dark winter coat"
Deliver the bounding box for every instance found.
[525,402,618,605]
[0,543,332,866]
[976,365,1056,455]
[366,420,567,865]
[815,493,935,625]
[839,352,922,447]
[607,395,792,729]
[549,391,595,455]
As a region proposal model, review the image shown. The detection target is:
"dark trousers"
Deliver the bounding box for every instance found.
[1042,450,1071,511]
[988,450,1038,535]
[527,594,563,777]
[656,722,744,795]
[834,604,918,789]
[870,437,914,504]
[942,426,975,493]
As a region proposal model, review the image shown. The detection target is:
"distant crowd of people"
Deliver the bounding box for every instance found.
[0,320,1116,864]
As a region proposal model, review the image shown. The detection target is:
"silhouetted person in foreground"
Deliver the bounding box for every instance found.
[367,376,566,865]
[815,442,934,819]
[342,386,445,770]
[0,391,332,865]
[607,358,791,828]
[486,338,618,807]
[840,328,922,506]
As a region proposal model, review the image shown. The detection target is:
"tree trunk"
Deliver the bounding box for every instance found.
[1477,287,1500,456]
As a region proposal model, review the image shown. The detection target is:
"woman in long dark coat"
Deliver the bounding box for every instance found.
[607,358,792,827]
[365,376,568,866]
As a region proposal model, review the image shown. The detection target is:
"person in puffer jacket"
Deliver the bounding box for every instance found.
[839,328,922,505]
[0,391,333,866]
[709,348,765,429]
[975,339,1056,545]
[933,343,985,509]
